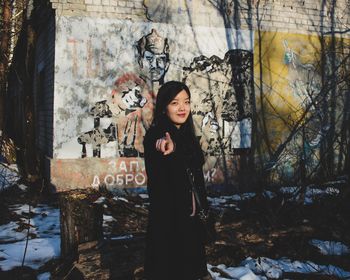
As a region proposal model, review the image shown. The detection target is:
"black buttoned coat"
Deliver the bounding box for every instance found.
[143,119,208,280]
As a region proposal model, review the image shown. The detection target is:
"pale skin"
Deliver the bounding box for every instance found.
[155,90,191,155]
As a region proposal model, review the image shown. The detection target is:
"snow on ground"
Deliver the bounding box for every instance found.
[279,186,340,204]
[207,254,350,280]
[309,239,350,256]
[242,256,350,279]
[37,272,51,280]
[0,204,60,272]
[208,263,265,280]
[0,238,60,271]
[206,185,341,209]
[0,185,348,279]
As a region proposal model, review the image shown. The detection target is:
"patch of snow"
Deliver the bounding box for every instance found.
[263,191,276,199]
[279,186,299,194]
[242,256,350,279]
[208,197,227,206]
[0,237,60,271]
[37,272,51,280]
[325,187,340,195]
[0,204,60,271]
[17,184,28,191]
[139,193,149,199]
[113,196,129,203]
[0,221,28,242]
[309,239,350,256]
[103,215,116,223]
[208,264,265,280]
[279,186,340,205]
[93,196,106,204]
[107,234,134,241]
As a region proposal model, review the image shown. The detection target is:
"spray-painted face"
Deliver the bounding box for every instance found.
[142,51,168,82]
[137,29,170,83]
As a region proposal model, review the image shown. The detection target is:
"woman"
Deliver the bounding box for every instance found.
[143,81,212,280]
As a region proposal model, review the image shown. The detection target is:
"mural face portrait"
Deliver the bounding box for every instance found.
[137,29,170,83]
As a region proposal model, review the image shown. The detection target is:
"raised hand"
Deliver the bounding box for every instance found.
[155,132,175,155]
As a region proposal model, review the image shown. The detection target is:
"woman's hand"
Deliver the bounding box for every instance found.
[155,132,175,155]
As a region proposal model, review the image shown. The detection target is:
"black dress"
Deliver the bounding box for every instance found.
[143,118,208,280]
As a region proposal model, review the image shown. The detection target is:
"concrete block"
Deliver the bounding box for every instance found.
[110,0,118,6]
[67,0,84,3]
[63,3,87,10]
[86,5,103,12]
[126,1,134,8]
[118,0,126,7]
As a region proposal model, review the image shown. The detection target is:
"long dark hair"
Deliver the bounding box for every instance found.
[153,81,197,140]
[153,81,204,165]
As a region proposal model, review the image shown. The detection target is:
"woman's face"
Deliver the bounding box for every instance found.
[166,90,191,128]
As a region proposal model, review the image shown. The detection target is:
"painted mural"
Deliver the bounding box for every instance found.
[77,73,153,158]
[53,17,253,189]
[183,50,253,156]
[253,32,350,181]
[136,29,170,85]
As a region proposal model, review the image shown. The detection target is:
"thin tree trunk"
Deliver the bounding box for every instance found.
[326,0,337,177]
[319,0,329,179]
[0,0,11,133]
[256,0,273,159]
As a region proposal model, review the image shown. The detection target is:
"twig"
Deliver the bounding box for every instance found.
[21,203,31,266]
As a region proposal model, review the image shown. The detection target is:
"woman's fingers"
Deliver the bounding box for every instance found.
[160,138,167,153]
[163,132,174,155]
[156,139,162,151]
[155,132,174,155]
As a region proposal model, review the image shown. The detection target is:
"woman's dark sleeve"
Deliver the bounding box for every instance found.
[143,129,176,222]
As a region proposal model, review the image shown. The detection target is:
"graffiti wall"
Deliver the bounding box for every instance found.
[53,17,253,190]
[254,32,350,181]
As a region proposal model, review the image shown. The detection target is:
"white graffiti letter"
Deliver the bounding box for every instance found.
[119,161,127,172]
[135,173,146,185]
[130,161,140,172]
[104,174,115,186]
[125,174,134,184]
[91,175,100,188]
[116,174,124,185]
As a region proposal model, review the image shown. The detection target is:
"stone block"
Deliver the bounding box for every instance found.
[63,3,87,10]
[86,5,103,12]
[118,0,126,7]
[110,0,118,6]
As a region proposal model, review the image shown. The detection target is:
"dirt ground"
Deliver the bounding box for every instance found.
[1,184,350,280]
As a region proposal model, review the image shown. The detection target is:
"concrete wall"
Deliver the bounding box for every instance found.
[49,0,350,34]
[46,0,350,191]
[51,16,253,191]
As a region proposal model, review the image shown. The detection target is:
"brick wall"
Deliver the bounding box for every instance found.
[49,0,350,37]
[34,13,55,158]
[44,0,350,190]
[50,0,146,20]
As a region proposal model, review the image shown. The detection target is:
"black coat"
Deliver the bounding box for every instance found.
[143,119,208,280]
